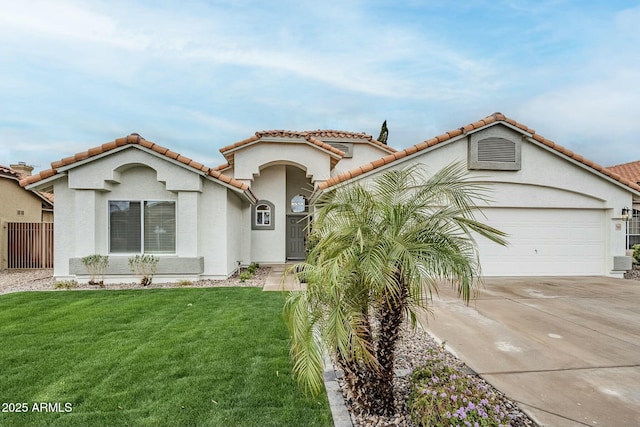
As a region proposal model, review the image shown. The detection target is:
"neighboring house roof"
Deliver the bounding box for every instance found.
[316,112,640,194]
[0,164,21,179]
[19,133,257,201]
[608,160,640,184]
[1,164,54,206]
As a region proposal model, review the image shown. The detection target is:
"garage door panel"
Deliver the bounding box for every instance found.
[474,209,604,276]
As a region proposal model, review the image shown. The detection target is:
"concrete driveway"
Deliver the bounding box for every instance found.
[422,276,640,427]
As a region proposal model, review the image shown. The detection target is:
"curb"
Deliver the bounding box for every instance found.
[322,351,353,427]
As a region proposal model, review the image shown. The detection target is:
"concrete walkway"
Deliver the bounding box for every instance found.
[262,263,306,292]
[422,276,640,426]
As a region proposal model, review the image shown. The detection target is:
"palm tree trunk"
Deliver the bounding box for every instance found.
[371,272,408,416]
[336,310,380,414]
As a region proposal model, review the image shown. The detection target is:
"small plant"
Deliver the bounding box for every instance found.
[247,262,260,274]
[81,254,109,287]
[239,271,253,282]
[128,255,159,286]
[408,343,516,426]
[54,280,78,289]
[632,244,640,263]
[177,280,193,287]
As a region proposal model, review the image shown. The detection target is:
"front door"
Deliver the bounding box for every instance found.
[286,215,306,260]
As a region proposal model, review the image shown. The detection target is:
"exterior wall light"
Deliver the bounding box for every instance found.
[622,207,631,220]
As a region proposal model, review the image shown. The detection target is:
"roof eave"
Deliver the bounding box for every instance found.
[24,172,65,192]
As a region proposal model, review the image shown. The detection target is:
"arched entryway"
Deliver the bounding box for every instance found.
[285,166,311,260]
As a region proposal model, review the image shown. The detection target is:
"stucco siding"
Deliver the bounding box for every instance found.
[234,142,332,183]
[225,191,245,273]
[52,178,74,279]
[199,179,230,279]
[250,165,286,263]
[335,124,633,276]
[332,143,395,176]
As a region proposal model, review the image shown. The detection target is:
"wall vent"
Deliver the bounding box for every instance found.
[326,142,353,158]
[478,138,516,163]
[468,134,521,171]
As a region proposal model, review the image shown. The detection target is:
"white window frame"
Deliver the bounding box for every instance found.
[108,200,177,255]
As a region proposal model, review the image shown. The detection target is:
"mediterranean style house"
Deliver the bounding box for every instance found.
[21,113,640,283]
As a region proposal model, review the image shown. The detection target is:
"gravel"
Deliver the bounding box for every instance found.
[0,267,268,295]
[334,324,537,427]
[624,264,640,280]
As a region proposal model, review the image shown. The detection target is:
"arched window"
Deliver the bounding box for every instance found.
[252,200,275,230]
[290,194,306,213]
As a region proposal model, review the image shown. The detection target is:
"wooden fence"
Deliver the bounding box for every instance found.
[7,222,54,269]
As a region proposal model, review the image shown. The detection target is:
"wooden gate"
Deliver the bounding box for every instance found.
[7,222,54,269]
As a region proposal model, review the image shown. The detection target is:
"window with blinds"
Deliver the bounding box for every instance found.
[109,200,176,254]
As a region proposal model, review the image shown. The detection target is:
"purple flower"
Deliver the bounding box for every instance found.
[451,395,458,402]
[440,392,448,398]
[467,402,476,410]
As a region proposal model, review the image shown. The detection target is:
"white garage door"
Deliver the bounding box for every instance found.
[474,208,605,276]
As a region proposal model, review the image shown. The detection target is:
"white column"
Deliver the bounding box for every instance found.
[177,191,199,257]
[74,190,96,256]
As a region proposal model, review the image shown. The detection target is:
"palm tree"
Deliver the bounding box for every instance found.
[284,163,507,416]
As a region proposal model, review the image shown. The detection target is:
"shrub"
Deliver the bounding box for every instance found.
[247,262,260,274]
[239,271,253,282]
[633,244,640,263]
[54,280,78,289]
[128,255,159,286]
[80,254,109,287]
[408,343,515,426]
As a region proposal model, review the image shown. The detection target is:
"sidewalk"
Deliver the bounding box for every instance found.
[262,263,306,291]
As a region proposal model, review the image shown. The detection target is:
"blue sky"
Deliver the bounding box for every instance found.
[1,0,638,172]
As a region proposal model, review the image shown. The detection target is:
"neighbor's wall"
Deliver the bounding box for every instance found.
[0,177,50,269]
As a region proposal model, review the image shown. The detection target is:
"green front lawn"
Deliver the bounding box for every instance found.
[0,288,332,427]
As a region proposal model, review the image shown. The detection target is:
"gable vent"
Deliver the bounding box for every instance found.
[327,142,353,158]
[478,138,516,163]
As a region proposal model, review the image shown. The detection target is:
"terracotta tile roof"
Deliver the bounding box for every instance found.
[317,112,640,193]
[0,164,21,179]
[39,192,54,204]
[607,160,640,184]
[19,133,256,198]
[305,130,396,152]
[220,130,345,158]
